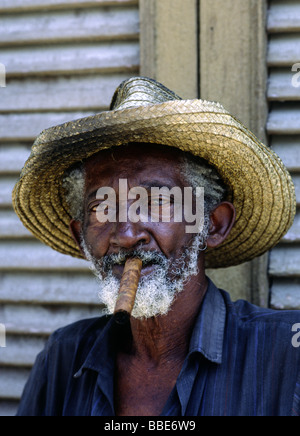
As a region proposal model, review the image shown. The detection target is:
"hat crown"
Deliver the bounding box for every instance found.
[110,77,182,111]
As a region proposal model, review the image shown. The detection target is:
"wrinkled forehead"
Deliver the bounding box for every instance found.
[83,143,187,187]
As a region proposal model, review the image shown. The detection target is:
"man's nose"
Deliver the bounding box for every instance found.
[109,220,150,250]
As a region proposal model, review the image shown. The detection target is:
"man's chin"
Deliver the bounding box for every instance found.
[97,269,181,320]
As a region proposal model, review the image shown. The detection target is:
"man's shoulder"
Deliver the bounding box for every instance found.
[47,314,111,350]
[220,288,300,346]
[227,293,300,324]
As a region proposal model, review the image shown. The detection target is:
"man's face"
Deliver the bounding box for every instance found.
[78,144,207,318]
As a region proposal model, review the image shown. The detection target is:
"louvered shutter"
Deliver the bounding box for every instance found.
[0,0,139,415]
[267,0,300,309]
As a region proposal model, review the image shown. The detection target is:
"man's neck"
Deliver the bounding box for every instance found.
[114,271,208,416]
[128,273,208,365]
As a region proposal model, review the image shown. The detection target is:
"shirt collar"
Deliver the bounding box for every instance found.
[188,278,226,364]
[75,277,226,378]
[73,316,117,378]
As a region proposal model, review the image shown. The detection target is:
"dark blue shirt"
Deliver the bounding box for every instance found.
[17,279,300,416]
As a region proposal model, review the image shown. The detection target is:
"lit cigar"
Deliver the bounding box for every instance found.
[113,257,143,324]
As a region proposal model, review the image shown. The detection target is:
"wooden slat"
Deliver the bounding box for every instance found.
[0,111,96,141]
[282,210,300,243]
[0,177,16,207]
[267,103,300,134]
[0,145,31,174]
[0,401,19,416]
[0,74,133,112]
[0,241,89,271]
[271,136,300,171]
[268,68,300,101]
[293,175,300,205]
[269,245,300,277]
[271,279,300,309]
[0,303,101,335]
[0,0,138,13]
[0,7,139,46]
[268,34,300,66]
[1,42,139,76]
[0,368,30,399]
[268,0,300,33]
[0,210,32,238]
[0,272,99,305]
[0,335,46,367]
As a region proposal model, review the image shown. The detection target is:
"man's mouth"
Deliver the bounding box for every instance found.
[101,249,169,279]
[112,261,158,279]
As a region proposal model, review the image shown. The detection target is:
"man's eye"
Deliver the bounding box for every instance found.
[89,202,116,213]
[151,197,171,206]
[89,202,100,212]
[89,202,106,213]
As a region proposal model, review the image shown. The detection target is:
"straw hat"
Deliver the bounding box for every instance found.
[12,77,296,268]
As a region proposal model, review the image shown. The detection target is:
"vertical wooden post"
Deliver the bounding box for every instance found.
[140,0,198,99]
[139,0,269,303]
[200,0,269,304]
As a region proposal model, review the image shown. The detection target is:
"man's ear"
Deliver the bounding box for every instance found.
[207,202,236,248]
[69,219,86,257]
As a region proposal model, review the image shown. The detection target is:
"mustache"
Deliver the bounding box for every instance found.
[101,249,169,273]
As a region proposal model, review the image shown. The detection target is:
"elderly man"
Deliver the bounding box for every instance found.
[14,77,300,416]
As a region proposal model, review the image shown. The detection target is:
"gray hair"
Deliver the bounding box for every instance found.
[62,165,86,221]
[181,154,227,217]
[62,151,227,228]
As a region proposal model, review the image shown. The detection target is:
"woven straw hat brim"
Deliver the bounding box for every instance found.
[12,99,296,269]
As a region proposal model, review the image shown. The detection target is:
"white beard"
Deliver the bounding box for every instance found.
[93,268,178,319]
[81,234,205,320]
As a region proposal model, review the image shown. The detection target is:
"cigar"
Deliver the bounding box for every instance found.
[113,257,143,324]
